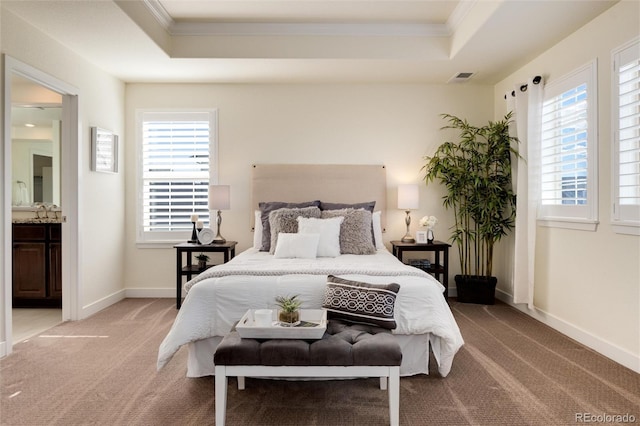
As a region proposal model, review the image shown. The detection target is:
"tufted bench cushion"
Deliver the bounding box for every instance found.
[214,320,402,367]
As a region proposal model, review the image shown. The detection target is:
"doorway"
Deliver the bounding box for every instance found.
[2,55,80,356]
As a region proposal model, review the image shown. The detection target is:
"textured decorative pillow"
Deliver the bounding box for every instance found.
[320,201,376,212]
[320,209,376,255]
[259,200,321,251]
[268,206,321,254]
[297,216,344,257]
[322,275,400,330]
[273,233,320,259]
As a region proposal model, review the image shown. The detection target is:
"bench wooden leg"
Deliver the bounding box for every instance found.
[388,366,400,426]
[215,366,227,426]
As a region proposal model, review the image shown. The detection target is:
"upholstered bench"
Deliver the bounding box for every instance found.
[214,320,402,426]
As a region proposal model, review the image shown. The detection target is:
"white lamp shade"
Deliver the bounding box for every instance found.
[208,185,230,210]
[397,184,419,210]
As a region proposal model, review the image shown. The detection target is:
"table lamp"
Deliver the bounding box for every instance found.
[209,185,230,244]
[397,184,419,243]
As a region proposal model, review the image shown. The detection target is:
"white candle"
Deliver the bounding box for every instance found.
[190,214,198,222]
[196,220,203,229]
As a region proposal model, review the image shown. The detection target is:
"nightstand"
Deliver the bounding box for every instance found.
[174,241,237,309]
[391,240,450,298]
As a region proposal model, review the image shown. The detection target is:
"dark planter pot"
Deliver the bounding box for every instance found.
[455,275,497,305]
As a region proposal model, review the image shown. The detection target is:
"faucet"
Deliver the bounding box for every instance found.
[35,203,47,219]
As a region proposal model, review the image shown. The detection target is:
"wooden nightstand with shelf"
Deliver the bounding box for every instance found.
[174,241,237,309]
[391,240,450,298]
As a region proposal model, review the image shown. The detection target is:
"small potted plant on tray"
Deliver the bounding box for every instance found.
[195,253,210,270]
[275,294,302,326]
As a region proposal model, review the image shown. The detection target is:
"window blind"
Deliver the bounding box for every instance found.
[141,112,211,234]
[541,83,589,206]
[617,53,640,207]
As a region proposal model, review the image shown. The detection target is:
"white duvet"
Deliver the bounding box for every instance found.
[157,248,464,376]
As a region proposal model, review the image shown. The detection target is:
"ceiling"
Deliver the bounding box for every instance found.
[2,0,618,85]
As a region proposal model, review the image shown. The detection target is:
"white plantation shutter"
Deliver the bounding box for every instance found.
[541,83,588,206]
[613,39,640,232]
[138,111,218,243]
[538,62,598,227]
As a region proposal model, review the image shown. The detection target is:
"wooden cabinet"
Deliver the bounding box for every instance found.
[12,223,62,307]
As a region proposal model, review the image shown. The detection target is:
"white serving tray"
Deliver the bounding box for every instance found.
[236,309,327,339]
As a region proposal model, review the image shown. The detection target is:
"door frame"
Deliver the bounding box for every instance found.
[2,55,81,356]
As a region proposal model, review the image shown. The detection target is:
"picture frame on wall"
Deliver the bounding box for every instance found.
[90,126,118,173]
[416,230,428,244]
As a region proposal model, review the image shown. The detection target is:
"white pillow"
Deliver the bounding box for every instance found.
[372,210,384,249]
[273,233,320,259]
[297,216,344,257]
[253,210,263,249]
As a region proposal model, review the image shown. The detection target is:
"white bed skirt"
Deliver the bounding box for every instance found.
[185,333,432,378]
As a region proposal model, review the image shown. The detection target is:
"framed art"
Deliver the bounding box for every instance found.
[91,126,118,173]
[416,230,428,244]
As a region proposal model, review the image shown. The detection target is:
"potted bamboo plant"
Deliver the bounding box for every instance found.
[422,113,519,304]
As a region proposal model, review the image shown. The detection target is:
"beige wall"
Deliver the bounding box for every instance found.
[123,83,494,293]
[494,1,639,371]
[1,9,126,318]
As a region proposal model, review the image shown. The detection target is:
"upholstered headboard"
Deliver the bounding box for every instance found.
[251,164,386,231]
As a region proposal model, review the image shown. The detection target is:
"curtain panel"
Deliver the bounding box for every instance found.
[506,77,544,310]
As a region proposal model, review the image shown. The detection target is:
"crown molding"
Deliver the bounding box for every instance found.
[142,0,452,38]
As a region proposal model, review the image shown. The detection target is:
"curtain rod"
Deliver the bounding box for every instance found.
[504,75,542,99]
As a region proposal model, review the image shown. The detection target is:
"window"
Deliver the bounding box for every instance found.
[137,110,218,244]
[612,39,640,235]
[539,61,598,230]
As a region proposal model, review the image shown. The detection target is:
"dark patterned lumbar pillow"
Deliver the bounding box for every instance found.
[322,275,400,329]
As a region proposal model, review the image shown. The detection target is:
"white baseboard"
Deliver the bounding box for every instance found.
[81,289,126,319]
[495,289,640,374]
[124,288,175,298]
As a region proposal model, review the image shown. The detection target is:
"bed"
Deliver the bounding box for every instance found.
[157,164,464,377]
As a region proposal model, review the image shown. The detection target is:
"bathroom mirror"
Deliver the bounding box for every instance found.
[11,75,62,208]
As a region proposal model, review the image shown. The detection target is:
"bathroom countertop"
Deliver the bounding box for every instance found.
[12,218,63,224]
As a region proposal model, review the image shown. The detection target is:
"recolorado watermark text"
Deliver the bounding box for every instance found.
[575,413,636,423]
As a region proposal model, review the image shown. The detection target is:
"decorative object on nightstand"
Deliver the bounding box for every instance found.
[419,215,438,244]
[195,253,210,269]
[189,214,199,243]
[209,185,230,244]
[397,184,419,243]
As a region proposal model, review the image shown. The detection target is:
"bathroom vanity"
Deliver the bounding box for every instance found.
[12,221,62,308]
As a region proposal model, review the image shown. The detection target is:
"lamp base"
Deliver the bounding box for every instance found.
[401,235,415,243]
[401,210,414,243]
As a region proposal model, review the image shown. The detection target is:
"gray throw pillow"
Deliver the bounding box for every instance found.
[319,201,375,212]
[321,208,376,255]
[268,206,322,254]
[322,275,400,330]
[258,200,320,251]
